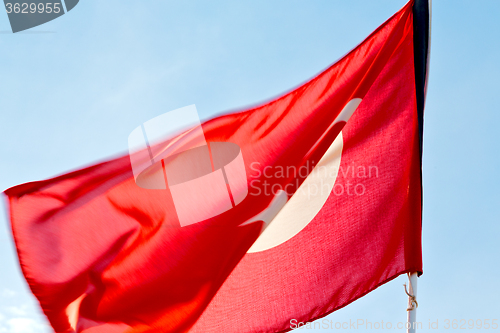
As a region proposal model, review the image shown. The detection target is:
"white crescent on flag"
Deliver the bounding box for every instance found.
[247,98,362,253]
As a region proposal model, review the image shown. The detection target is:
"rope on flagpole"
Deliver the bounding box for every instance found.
[404,277,418,311]
[405,272,419,333]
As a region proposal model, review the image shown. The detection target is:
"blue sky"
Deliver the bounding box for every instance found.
[1,0,499,332]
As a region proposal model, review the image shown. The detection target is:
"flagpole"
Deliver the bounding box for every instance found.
[407,0,429,328]
[405,272,418,333]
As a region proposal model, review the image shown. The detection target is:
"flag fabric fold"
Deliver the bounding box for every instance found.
[4,1,428,332]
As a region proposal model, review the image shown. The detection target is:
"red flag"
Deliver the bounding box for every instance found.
[4,1,427,332]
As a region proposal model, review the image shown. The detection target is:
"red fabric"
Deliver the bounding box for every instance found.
[4,1,422,332]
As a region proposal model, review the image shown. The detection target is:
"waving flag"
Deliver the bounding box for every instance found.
[4,0,429,332]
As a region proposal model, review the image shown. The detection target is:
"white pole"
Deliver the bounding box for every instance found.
[406,272,419,333]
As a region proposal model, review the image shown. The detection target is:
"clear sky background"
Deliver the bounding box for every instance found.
[1,0,499,332]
